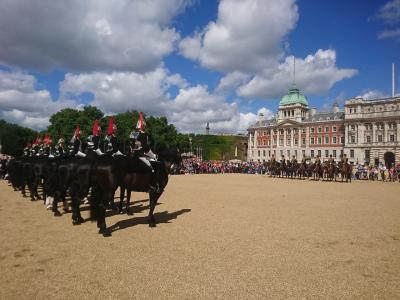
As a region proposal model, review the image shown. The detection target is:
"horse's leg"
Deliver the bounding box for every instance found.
[148,191,161,227]
[98,191,112,237]
[126,190,133,216]
[52,190,62,216]
[118,187,125,214]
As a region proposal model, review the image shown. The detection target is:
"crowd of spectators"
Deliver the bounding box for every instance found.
[181,158,400,182]
[181,158,267,174]
[353,163,400,182]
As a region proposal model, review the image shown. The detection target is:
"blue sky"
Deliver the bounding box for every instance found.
[0,0,398,132]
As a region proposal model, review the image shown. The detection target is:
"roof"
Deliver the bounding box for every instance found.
[304,111,345,122]
[279,88,308,106]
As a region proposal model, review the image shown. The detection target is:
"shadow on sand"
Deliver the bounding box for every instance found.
[108,209,191,233]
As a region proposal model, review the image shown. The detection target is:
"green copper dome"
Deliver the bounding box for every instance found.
[279,88,308,106]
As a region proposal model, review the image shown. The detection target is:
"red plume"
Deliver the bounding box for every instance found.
[92,120,100,136]
[44,134,52,145]
[74,125,80,137]
[136,112,146,131]
[107,117,116,135]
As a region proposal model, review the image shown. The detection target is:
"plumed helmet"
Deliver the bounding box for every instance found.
[92,119,101,136]
[136,112,145,131]
[107,117,116,135]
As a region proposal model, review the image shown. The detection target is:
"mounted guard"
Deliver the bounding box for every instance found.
[69,125,86,157]
[129,112,159,192]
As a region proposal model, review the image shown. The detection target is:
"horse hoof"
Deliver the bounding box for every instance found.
[78,217,85,223]
[148,222,156,228]
[63,208,69,213]
[53,211,62,217]
[72,220,81,225]
[102,230,112,237]
[127,211,133,216]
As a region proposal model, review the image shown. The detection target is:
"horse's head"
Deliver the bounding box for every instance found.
[158,147,182,174]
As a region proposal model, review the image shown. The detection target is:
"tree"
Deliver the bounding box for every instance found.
[0,120,37,156]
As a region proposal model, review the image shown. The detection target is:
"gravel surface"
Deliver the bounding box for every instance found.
[0,175,399,299]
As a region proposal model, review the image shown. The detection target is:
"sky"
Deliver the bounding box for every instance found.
[0,0,399,133]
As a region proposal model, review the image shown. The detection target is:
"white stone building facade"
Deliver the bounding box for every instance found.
[247,88,400,167]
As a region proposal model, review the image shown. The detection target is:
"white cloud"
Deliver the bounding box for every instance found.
[179,0,298,73]
[0,0,192,72]
[378,28,400,39]
[238,49,358,99]
[376,0,400,41]
[377,0,400,24]
[0,70,78,130]
[216,72,250,94]
[357,90,388,100]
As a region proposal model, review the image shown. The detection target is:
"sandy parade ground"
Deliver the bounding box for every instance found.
[0,174,399,299]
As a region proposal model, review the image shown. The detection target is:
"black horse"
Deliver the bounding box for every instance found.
[90,148,181,237]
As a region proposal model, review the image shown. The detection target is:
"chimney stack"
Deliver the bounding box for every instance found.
[310,107,317,116]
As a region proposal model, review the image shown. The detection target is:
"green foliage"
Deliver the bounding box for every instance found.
[47,106,104,142]
[189,135,247,160]
[1,106,248,159]
[0,120,37,156]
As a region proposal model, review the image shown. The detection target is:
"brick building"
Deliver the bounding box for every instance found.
[247,87,400,166]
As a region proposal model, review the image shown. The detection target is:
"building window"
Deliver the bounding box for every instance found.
[365,150,370,161]
[294,138,298,145]
[263,140,266,146]
[340,150,344,158]
[273,138,277,145]
[318,137,322,144]
[268,150,271,157]
[333,150,336,158]
[287,150,290,157]
[390,135,395,142]
[258,150,260,157]
[280,129,284,135]
[340,136,345,144]
[287,138,291,145]
[268,140,271,146]
[302,138,306,145]
[310,127,315,133]
[350,149,354,158]
[325,136,329,144]
[302,150,305,157]
[279,139,284,146]
[333,126,337,132]
[263,131,266,136]
[318,127,322,133]
[280,150,283,157]
[318,150,321,157]
[295,150,298,158]
[349,108,352,113]
[310,137,315,144]
[332,136,337,144]
[366,136,371,143]
[263,150,266,157]
[302,128,306,134]
[325,150,329,158]
[267,129,271,134]
[311,150,314,158]
[350,136,355,143]
[325,126,329,132]
[378,135,383,143]
[351,125,355,131]
[257,140,260,146]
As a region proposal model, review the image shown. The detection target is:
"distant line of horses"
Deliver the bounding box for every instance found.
[267,160,352,182]
[5,148,181,237]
